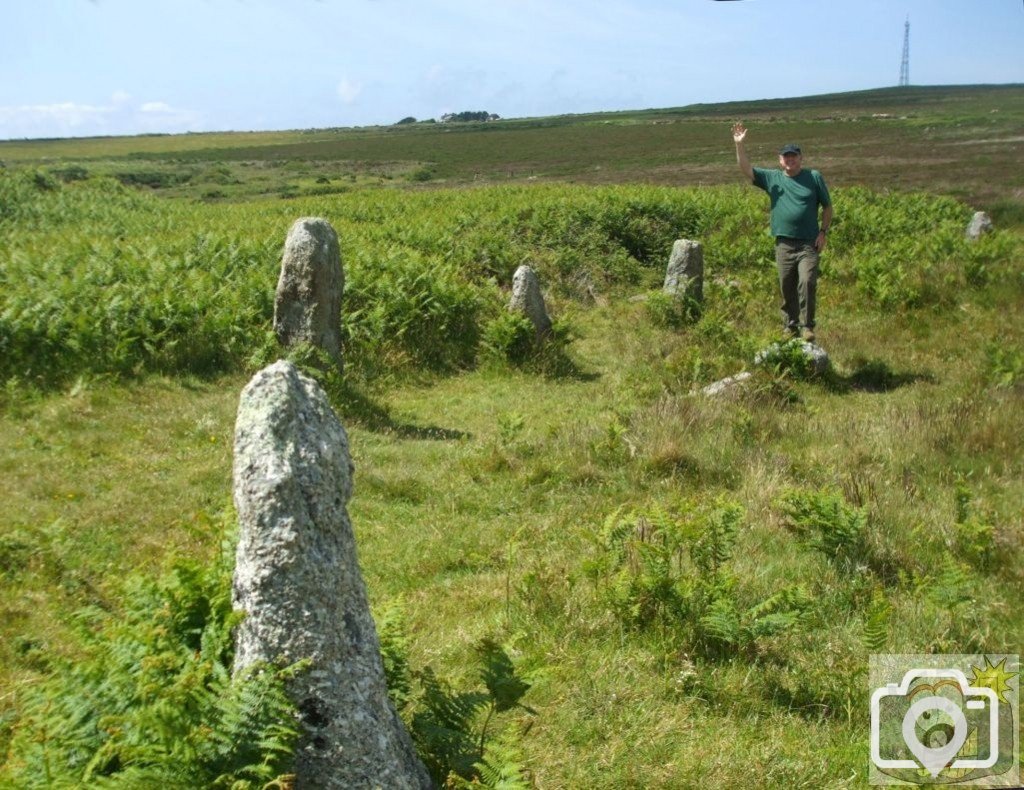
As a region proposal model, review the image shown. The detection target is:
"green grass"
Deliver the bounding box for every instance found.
[4,288,1022,785]
[1,87,1023,786]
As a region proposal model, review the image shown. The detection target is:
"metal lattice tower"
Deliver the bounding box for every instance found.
[899,16,910,87]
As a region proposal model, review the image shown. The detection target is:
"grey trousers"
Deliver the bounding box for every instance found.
[775,238,819,331]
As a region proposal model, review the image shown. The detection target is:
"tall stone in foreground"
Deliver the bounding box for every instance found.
[663,239,704,303]
[274,218,344,368]
[966,211,993,241]
[509,264,553,339]
[232,361,430,789]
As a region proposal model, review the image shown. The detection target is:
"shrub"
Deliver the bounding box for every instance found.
[408,166,435,182]
[646,291,700,328]
[481,313,537,365]
[0,556,300,788]
[49,165,89,183]
[777,488,867,566]
[114,169,193,189]
[480,311,577,377]
[754,339,818,379]
[378,608,534,788]
[986,343,1024,389]
[344,250,485,375]
[952,481,996,569]
[410,641,534,788]
[849,247,922,308]
[585,500,811,658]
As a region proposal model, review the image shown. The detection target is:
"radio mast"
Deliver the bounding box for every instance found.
[899,16,910,87]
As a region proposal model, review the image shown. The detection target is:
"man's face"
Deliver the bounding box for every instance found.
[779,152,802,176]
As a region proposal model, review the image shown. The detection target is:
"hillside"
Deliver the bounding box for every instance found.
[1,88,1022,787]
[2,84,1023,213]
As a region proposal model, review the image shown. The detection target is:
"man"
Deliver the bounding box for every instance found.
[732,122,832,342]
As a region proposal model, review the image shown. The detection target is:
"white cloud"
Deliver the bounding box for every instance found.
[135,101,202,133]
[0,102,112,133]
[0,98,203,140]
[336,78,363,104]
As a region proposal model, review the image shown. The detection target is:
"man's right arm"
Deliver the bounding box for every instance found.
[732,122,754,183]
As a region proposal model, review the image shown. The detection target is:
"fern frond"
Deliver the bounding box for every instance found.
[699,597,741,648]
[863,589,890,653]
[923,557,975,608]
[375,598,413,710]
[745,585,811,622]
[691,500,743,578]
[778,488,866,561]
[1,551,299,789]
[471,733,532,789]
[477,640,532,714]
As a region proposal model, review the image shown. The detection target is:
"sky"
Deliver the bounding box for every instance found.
[2,0,1023,140]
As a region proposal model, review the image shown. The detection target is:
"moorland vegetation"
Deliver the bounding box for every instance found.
[0,85,1022,787]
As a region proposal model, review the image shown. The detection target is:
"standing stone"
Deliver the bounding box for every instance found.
[509,264,553,339]
[663,239,704,303]
[966,211,993,241]
[274,218,344,368]
[232,360,430,789]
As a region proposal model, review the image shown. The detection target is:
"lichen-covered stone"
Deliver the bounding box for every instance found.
[701,370,752,397]
[509,264,553,339]
[754,340,830,375]
[966,211,993,241]
[232,360,429,789]
[274,218,344,368]
[663,239,704,303]
[802,342,831,375]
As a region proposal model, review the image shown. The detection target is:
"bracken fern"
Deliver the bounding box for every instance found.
[0,552,299,788]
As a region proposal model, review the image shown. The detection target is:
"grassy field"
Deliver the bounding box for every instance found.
[3,84,1023,211]
[1,86,1022,787]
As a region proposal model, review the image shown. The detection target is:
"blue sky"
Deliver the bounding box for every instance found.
[3,0,1023,140]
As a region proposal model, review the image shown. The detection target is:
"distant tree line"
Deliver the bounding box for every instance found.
[395,111,500,125]
[441,111,500,123]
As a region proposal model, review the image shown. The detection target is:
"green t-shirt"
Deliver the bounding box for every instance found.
[752,167,831,240]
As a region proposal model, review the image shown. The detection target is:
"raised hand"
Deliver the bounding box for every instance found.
[731,122,747,143]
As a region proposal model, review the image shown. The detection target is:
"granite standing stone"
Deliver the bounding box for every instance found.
[509,264,553,339]
[274,218,344,368]
[232,360,430,789]
[966,211,993,241]
[663,239,704,303]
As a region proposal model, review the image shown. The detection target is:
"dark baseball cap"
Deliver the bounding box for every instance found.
[779,143,802,155]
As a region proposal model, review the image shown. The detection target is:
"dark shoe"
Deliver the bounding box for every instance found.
[783,326,800,341]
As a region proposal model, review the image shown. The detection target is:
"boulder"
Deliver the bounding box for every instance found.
[754,340,830,376]
[966,211,993,241]
[274,218,344,368]
[663,239,704,303]
[232,360,430,789]
[509,264,553,339]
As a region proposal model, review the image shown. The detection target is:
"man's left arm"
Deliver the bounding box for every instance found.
[816,204,833,252]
